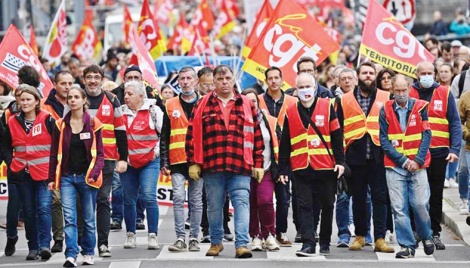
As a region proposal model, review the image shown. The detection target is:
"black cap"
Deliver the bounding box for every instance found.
[124,65,142,76]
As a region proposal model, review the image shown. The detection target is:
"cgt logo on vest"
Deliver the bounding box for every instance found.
[410,114,417,127]
[315,115,325,127]
[433,100,443,111]
[262,14,323,71]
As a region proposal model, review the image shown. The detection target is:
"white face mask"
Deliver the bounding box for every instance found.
[297,87,316,102]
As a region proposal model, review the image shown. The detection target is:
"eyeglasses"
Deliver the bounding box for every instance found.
[85,75,102,81]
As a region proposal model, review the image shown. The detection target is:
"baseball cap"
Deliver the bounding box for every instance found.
[451,40,463,47]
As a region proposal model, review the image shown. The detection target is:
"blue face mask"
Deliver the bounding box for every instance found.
[419,75,434,89]
[181,89,195,96]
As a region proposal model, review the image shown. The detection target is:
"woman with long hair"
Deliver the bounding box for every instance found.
[376,68,396,92]
[120,81,163,250]
[241,88,280,251]
[1,85,54,261]
[48,86,104,267]
[438,63,454,87]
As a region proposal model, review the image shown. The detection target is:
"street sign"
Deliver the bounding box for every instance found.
[383,0,416,25]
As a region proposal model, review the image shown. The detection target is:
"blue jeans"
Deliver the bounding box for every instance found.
[204,172,250,248]
[460,149,470,202]
[111,171,123,223]
[336,192,372,241]
[121,158,160,234]
[445,161,458,179]
[386,169,432,248]
[16,172,52,251]
[172,172,203,239]
[61,174,98,259]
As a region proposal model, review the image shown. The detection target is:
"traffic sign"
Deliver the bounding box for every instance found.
[383,0,416,25]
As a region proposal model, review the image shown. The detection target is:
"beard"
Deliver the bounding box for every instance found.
[358,79,377,94]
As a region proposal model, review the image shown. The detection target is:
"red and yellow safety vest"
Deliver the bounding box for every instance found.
[265,114,279,162]
[53,116,103,189]
[383,99,431,169]
[96,94,119,160]
[9,110,52,181]
[341,89,390,149]
[258,93,298,130]
[287,99,336,171]
[40,99,60,120]
[409,85,450,148]
[166,97,189,165]
[125,109,159,168]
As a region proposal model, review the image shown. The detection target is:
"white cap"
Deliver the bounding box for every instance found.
[451,40,463,47]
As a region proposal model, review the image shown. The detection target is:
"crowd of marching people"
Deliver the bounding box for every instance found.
[2,14,470,265]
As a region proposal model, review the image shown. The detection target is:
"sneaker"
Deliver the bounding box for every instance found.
[423,239,435,255]
[124,232,136,249]
[82,255,94,265]
[444,179,450,188]
[40,248,52,260]
[432,235,446,250]
[296,245,316,257]
[185,220,190,230]
[188,238,200,252]
[276,233,292,247]
[385,230,394,243]
[110,221,122,230]
[235,246,252,258]
[63,257,77,267]
[168,238,187,252]
[395,247,415,259]
[448,178,459,188]
[459,200,469,215]
[4,236,18,256]
[206,244,224,256]
[337,236,349,248]
[265,233,280,251]
[348,224,356,237]
[148,233,159,250]
[251,236,263,251]
[201,234,211,243]
[224,232,234,241]
[26,250,39,260]
[98,245,111,257]
[295,232,302,243]
[320,243,330,255]
[136,221,146,230]
[51,239,64,253]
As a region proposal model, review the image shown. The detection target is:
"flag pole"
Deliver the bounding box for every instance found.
[234,27,248,83]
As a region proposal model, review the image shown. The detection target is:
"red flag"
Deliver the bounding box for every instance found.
[72,16,102,61]
[154,0,174,25]
[212,0,237,39]
[167,12,188,52]
[0,25,53,97]
[85,0,94,22]
[42,0,67,67]
[188,24,210,56]
[129,27,160,91]
[191,0,214,31]
[123,5,134,45]
[359,0,433,77]
[138,0,167,60]
[215,0,240,17]
[242,0,274,58]
[29,25,39,55]
[242,0,340,90]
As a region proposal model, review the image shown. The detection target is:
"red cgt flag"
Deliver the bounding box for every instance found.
[242,0,340,90]
[129,27,160,91]
[212,0,237,39]
[167,12,188,52]
[42,0,67,68]
[138,0,167,60]
[191,0,214,31]
[72,15,102,61]
[188,23,210,56]
[359,0,434,77]
[29,25,39,55]
[242,0,274,58]
[123,5,134,45]
[154,0,174,26]
[0,25,53,97]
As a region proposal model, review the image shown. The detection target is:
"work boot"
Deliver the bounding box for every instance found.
[235,246,252,258]
[205,244,224,256]
[349,236,365,251]
[374,238,395,253]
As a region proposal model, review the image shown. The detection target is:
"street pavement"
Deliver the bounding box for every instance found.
[0,187,469,268]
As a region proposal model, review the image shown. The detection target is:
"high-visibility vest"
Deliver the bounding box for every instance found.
[8,110,52,181]
[53,116,103,189]
[341,89,390,149]
[40,99,60,120]
[166,97,189,165]
[383,99,431,169]
[125,109,158,168]
[258,93,298,130]
[287,99,335,171]
[96,93,118,160]
[409,85,450,148]
[265,114,279,162]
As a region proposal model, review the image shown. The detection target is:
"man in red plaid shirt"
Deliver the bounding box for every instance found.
[186,65,264,258]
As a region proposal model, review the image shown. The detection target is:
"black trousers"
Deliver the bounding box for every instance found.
[426,157,447,235]
[294,169,336,247]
